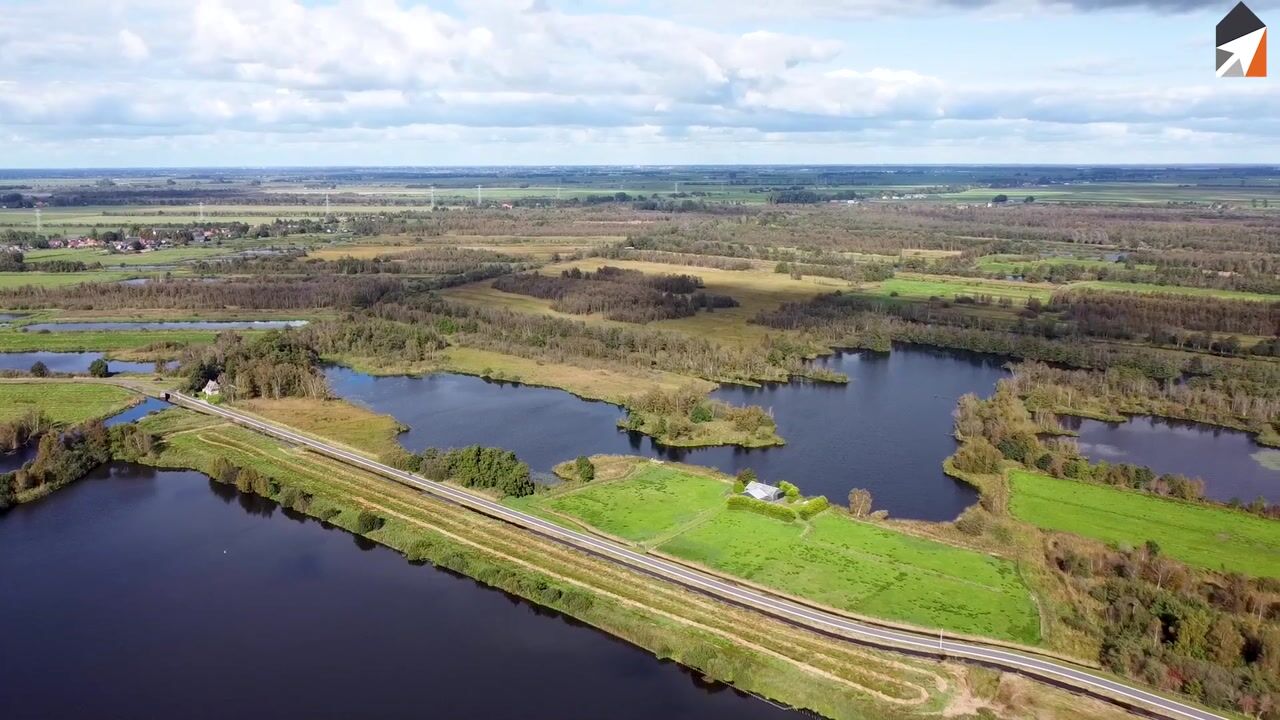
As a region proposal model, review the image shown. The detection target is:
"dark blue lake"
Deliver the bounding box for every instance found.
[0,462,800,720]
[327,344,1010,521]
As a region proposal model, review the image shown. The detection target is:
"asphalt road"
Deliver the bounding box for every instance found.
[171,393,1223,720]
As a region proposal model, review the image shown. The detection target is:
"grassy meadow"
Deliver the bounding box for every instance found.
[0,328,227,352]
[517,458,1041,643]
[864,274,1055,303]
[1008,470,1280,578]
[0,381,139,425]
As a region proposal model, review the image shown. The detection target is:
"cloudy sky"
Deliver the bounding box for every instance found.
[1,0,1276,167]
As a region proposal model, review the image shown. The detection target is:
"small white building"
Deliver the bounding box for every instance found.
[201,380,221,397]
[743,481,782,502]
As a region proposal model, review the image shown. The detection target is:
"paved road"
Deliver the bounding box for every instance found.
[172,393,1222,720]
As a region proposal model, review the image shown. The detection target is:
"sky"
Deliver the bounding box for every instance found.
[0,0,1277,167]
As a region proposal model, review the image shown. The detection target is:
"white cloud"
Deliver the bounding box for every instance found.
[0,0,1275,165]
[118,29,150,62]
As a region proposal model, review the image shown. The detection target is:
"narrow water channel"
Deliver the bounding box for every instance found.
[0,463,802,720]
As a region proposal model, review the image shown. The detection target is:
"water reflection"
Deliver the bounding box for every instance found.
[1063,414,1280,503]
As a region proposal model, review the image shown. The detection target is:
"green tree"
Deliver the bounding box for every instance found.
[574,455,595,482]
[29,361,48,378]
[88,358,109,377]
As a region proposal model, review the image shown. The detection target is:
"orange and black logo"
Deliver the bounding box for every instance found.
[1217,2,1267,77]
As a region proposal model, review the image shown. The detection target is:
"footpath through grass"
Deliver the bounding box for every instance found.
[1008,470,1280,578]
[0,382,139,425]
[521,459,1041,644]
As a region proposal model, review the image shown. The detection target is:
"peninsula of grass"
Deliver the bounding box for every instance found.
[0,381,139,425]
[520,457,1041,644]
[233,397,408,462]
[1008,469,1280,578]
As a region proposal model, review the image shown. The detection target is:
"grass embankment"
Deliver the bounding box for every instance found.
[132,408,991,720]
[0,382,140,425]
[519,458,1040,644]
[1008,469,1280,578]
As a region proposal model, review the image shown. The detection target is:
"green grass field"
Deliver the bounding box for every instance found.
[0,328,227,352]
[1008,470,1280,578]
[866,274,1054,302]
[0,271,135,288]
[1067,281,1278,302]
[0,382,139,425]
[520,460,1041,643]
[539,463,731,541]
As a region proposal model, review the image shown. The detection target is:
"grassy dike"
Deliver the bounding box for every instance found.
[127,407,980,720]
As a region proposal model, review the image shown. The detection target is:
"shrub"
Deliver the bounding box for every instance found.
[797,496,829,519]
[88,358,109,377]
[355,510,385,534]
[29,361,48,377]
[574,455,595,482]
[689,403,713,423]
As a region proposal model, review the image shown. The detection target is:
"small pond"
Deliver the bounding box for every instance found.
[0,462,801,720]
[1061,414,1280,504]
[327,344,1010,521]
[22,320,308,332]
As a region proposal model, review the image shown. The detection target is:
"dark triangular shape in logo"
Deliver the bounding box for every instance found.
[1218,1,1265,46]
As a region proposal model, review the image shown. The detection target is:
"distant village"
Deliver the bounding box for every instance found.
[1,226,232,256]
